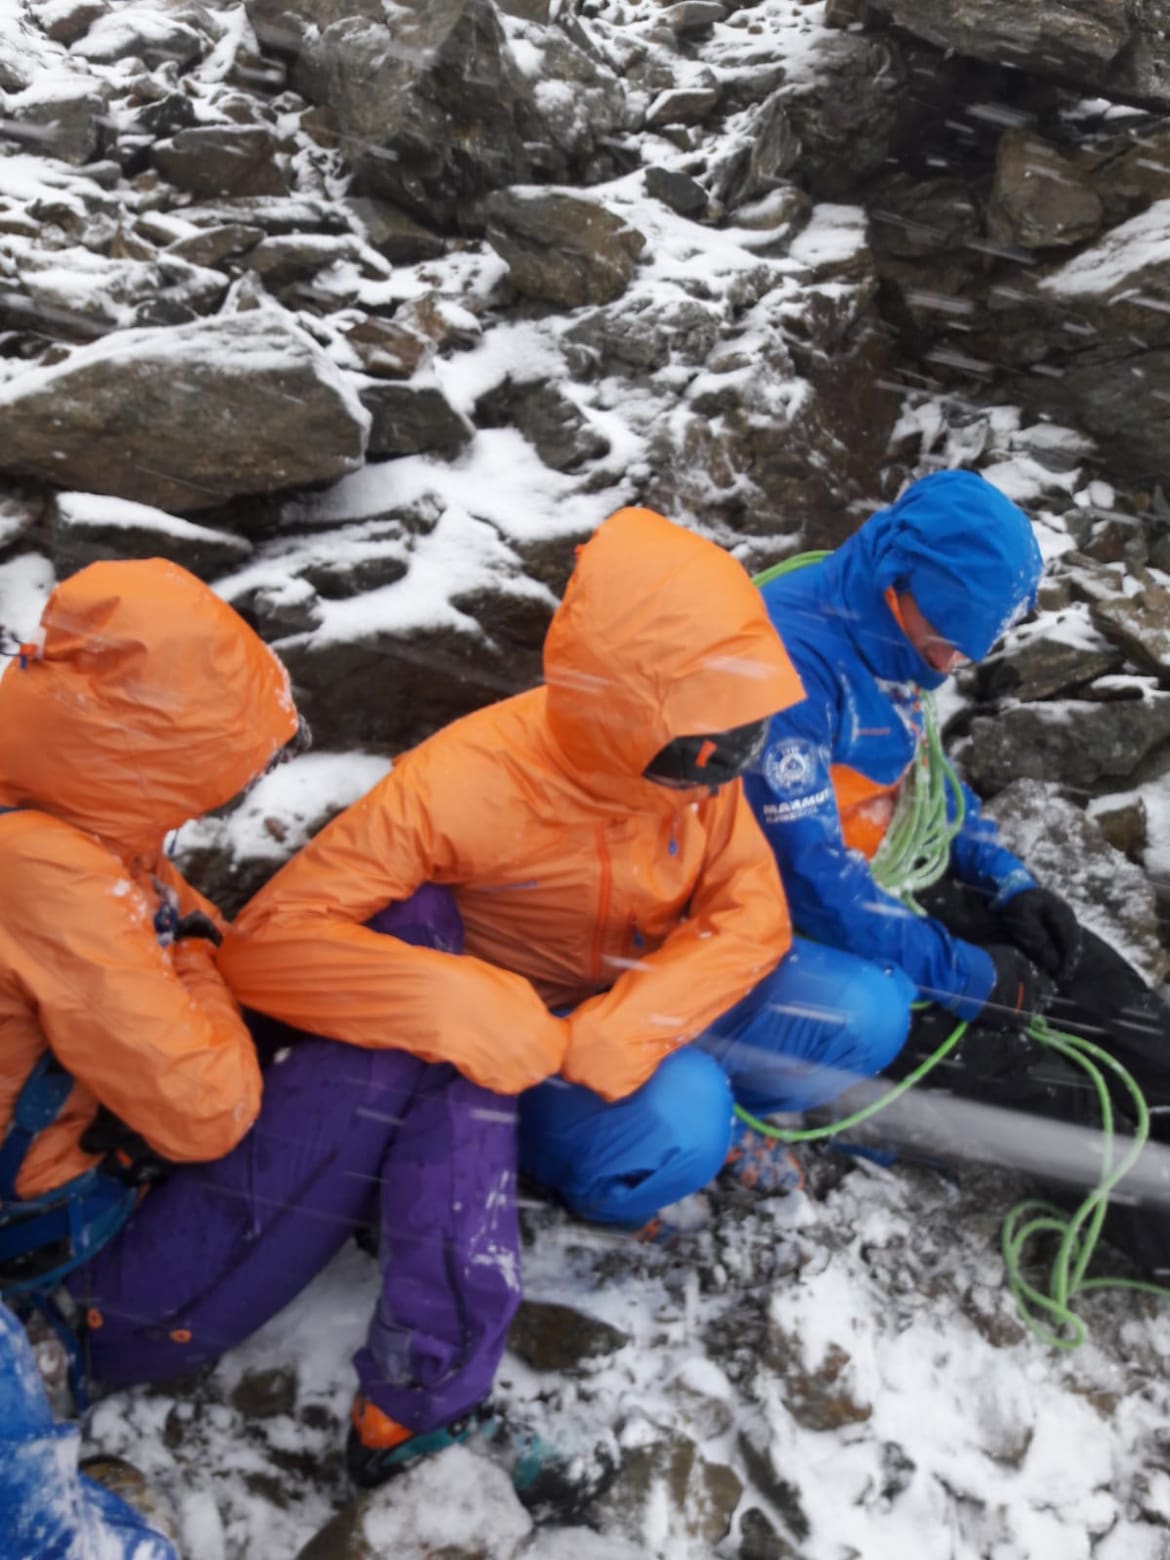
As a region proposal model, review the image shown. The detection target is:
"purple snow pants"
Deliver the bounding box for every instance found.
[66,888,520,1435]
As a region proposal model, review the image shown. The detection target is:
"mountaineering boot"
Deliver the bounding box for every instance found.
[723,1117,804,1195]
[346,1394,617,1520]
[346,1395,480,1489]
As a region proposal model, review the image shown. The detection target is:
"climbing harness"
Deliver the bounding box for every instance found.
[739,551,1170,1346]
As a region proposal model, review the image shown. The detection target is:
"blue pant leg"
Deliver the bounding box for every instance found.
[0,1301,175,1560]
[519,1048,734,1226]
[697,937,915,1115]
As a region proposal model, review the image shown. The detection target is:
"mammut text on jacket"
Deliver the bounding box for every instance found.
[0,560,298,1197]
[221,507,807,1101]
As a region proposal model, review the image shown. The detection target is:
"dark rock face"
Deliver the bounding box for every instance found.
[963,690,1170,793]
[870,0,1170,106]
[358,378,474,459]
[0,315,369,511]
[154,126,289,199]
[507,1300,629,1372]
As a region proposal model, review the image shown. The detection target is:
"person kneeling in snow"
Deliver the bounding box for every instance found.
[0,559,527,1505]
[733,469,1170,1265]
[223,506,920,1479]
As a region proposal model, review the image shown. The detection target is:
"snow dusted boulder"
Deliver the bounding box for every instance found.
[296,1444,531,1559]
[482,190,646,309]
[0,313,370,512]
[49,491,252,581]
[0,245,229,337]
[153,125,290,200]
[251,0,532,227]
[963,683,1170,794]
[983,779,1168,982]
[867,0,1170,107]
[69,0,215,67]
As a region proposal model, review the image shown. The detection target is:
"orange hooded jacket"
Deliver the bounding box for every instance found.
[0,559,298,1198]
[221,507,807,1102]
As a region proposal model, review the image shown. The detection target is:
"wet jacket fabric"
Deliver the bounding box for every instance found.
[745,471,1044,1018]
[222,506,807,1102]
[0,560,298,1198]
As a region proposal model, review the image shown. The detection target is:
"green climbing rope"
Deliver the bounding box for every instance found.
[739,547,1170,1346]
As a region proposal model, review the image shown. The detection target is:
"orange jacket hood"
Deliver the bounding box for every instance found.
[544,507,805,789]
[0,559,297,856]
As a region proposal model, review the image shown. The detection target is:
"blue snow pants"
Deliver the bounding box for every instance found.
[0,1300,176,1560]
[519,937,915,1226]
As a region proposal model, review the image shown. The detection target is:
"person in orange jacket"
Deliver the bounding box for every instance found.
[0,559,532,1495]
[221,505,913,1481]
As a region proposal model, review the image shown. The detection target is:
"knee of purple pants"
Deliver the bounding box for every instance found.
[366,884,464,953]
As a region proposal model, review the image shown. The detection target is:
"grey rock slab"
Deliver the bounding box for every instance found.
[661,2,726,34]
[49,491,252,580]
[988,130,1105,251]
[1090,587,1170,681]
[985,779,1167,982]
[644,166,708,217]
[483,190,645,308]
[964,689,1170,792]
[154,125,289,200]
[507,1299,629,1373]
[341,316,434,381]
[357,376,474,459]
[165,224,266,268]
[346,195,446,264]
[870,0,1170,106]
[588,1433,742,1551]
[2,79,111,167]
[645,85,722,129]
[0,313,370,512]
[244,233,360,290]
[71,3,211,67]
[30,0,109,47]
[974,613,1123,701]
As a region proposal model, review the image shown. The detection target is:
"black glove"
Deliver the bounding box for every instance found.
[173,910,223,947]
[80,1109,172,1186]
[978,945,1053,1033]
[997,888,1082,985]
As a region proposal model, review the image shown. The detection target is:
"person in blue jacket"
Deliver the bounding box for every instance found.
[735,469,1170,1242]
[0,1298,177,1560]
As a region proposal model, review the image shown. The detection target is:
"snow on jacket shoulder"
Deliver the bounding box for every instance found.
[0,559,298,1198]
[223,506,807,1102]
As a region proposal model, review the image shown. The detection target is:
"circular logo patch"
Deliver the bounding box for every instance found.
[763,738,818,796]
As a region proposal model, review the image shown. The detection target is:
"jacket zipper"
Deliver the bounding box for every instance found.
[591,824,611,983]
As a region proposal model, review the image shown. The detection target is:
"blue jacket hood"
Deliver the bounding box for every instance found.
[823,470,1043,688]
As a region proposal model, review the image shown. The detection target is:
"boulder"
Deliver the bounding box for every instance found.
[71,2,212,67]
[49,491,252,580]
[984,780,1167,982]
[644,166,709,217]
[972,608,1123,701]
[475,380,610,472]
[507,1301,629,1373]
[154,126,290,200]
[986,130,1105,251]
[963,688,1170,793]
[588,1432,742,1552]
[357,376,474,459]
[0,313,370,512]
[345,195,446,264]
[296,1444,531,1559]
[868,0,1170,107]
[256,0,533,227]
[1090,584,1170,682]
[1,247,229,338]
[1,78,110,166]
[482,191,645,308]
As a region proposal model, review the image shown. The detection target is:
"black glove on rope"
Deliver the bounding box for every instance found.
[997,887,1083,985]
[978,944,1054,1034]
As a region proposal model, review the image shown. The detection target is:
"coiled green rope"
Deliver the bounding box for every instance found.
[740,551,1170,1345]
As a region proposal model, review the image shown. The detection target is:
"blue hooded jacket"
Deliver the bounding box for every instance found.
[745,470,1044,1018]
